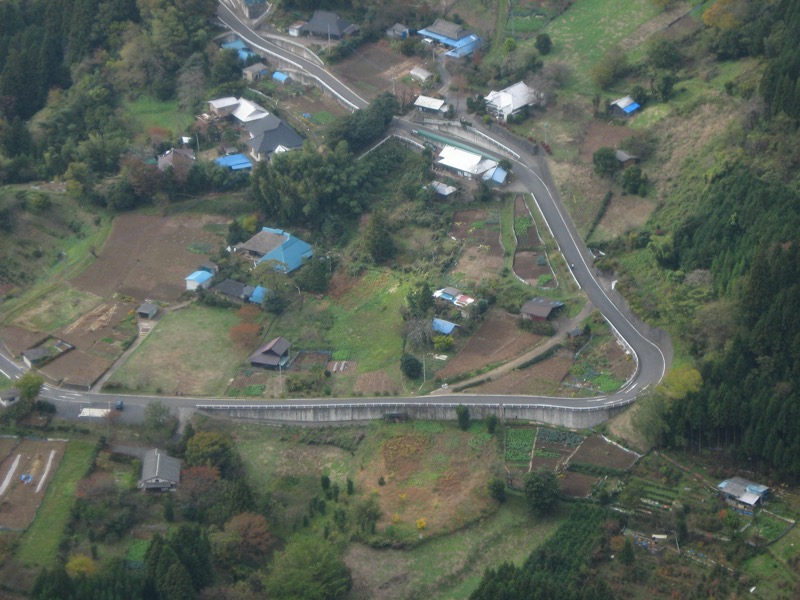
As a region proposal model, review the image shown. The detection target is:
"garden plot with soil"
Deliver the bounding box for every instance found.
[70,214,227,302]
[448,209,505,284]
[331,41,426,99]
[436,311,542,381]
[470,347,574,395]
[0,438,66,530]
[512,196,554,286]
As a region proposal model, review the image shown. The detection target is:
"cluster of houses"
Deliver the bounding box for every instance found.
[184,227,312,303]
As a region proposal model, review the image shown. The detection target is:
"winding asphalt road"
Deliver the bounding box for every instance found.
[0,7,670,423]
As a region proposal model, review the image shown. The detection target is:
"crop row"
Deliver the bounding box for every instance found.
[536,427,584,447]
[506,428,536,462]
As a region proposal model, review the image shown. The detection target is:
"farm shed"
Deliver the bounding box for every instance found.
[243,62,269,82]
[0,389,21,407]
[485,81,543,121]
[208,97,239,117]
[301,11,358,39]
[138,449,181,491]
[137,302,158,319]
[157,148,195,181]
[386,23,410,40]
[433,287,475,307]
[414,95,447,114]
[410,67,433,83]
[520,297,565,321]
[234,227,312,273]
[432,318,459,335]
[185,270,213,291]
[245,113,304,162]
[610,95,640,117]
[212,279,251,302]
[250,336,291,369]
[248,285,268,305]
[717,477,769,508]
[430,181,457,197]
[288,22,305,36]
[615,149,639,168]
[199,261,219,275]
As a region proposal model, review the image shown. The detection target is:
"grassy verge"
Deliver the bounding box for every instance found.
[16,440,95,568]
[124,96,193,135]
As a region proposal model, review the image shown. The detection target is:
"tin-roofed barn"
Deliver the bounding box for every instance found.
[234,227,313,272]
[242,62,269,82]
[185,270,213,291]
[717,477,769,509]
[250,336,291,369]
[139,449,181,491]
[520,297,565,321]
[610,95,641,117]
[414,95,447,114]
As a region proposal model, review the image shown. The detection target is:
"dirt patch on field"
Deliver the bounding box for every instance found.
[40,350,113,388]
[596,191,655,240]
[569,434,640,470]
[469,347,573,395]
[0,439,66,530]
[354,370,396,395]
[449,208,505,284]
[332,41,424,99]
[437,311,541,380]
[290,351,330,371]
[0,326,48,356]
[71,214,227,302]
[579,121,637,162]
[559,471,598,497]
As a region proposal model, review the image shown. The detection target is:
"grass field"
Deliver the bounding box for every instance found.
[106,306,247,395]
[12,285,101,332]
[124,96,194,136]
[15,440,95,568]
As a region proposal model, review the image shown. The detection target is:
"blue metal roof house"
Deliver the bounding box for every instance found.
[432,318,459,335]
[417,18,482,58]
[235,227,313,273]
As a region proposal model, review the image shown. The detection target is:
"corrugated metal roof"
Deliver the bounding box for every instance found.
[215,154,253,170]
[414,95,446,111]
[432,318,458,335]
[186,270,213,283]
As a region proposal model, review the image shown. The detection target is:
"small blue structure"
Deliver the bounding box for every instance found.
[273,71,290,84]
[248,285,268,305]
[185,270,213,291]
[610,95,641,117]
[222,39,256,61]
[432,318,459,335]
[417,19,482,58]
[483,166,507,185]
[444,34,483,58]
[215,154,252,171]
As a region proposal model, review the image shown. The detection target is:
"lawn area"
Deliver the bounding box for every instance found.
[15,440,95,568]
[124,96,194,136]
[346,497,565,599]
[12,285,102,332]
[545,0,664,89]
[105,305,248,395]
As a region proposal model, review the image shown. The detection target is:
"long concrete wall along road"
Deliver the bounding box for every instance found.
[0,4,672,430]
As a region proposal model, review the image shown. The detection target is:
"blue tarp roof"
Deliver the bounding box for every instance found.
[432,318,458,335]
[248,285,268,304]
[215,154,252,170]
[622,102,641,114]
[483,166,507,185]
[445,34,482,58]
[273,71,289,83]
[186,270,212,283]
[257,227,313,273]
[222,39,256,61]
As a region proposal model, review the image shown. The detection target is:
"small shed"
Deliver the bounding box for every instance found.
[432,318,459,335]
[430,181,457,197]
[215,154,253,171]
[520,297,565,321]
[137,302,158,319]
[410,67,433,83]
[273,71,291,85]
[250,336,291,369]
[199,261,219,275]
[185,270,213,291]
[248,285,268,305]
[288,21,305,36]
[243,62,269,82]
[610,95,641,117]
[387,23,411,40]
[0,389,21,408]
[138,449,181,492]
[615,149,639,168]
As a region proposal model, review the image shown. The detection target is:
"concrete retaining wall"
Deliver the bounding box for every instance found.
[198,401,631,428]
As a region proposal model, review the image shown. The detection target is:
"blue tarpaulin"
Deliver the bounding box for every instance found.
[222,39,256,61]
[215,154,252,170]
[273,71,290,83]
[432,318,459,335]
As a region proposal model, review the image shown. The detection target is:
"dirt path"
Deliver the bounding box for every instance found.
[36,450,55,494]
[0,455,21,496]
[431,302,596,394]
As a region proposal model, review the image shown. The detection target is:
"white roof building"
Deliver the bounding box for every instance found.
[414,95,447,113]
[208,97,239,115]
[410,66,434,82]
[437,145,496,178]
[232,98,270,123]
[484,81,542,121]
